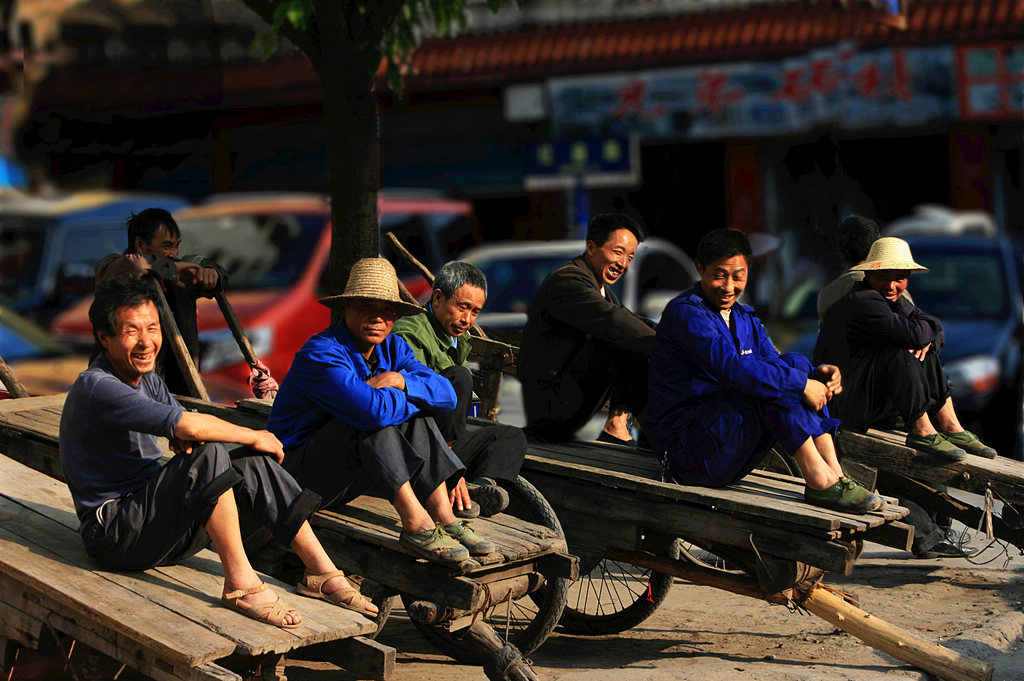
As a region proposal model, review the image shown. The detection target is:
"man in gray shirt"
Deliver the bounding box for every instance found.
[60,275,378,628]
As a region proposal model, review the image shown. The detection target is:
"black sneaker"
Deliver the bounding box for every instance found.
[467,478,509,517]
[913,541,978,559]
[453,500,481,519]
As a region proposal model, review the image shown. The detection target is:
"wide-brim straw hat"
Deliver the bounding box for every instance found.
[318,256,424,317]
[850,237,929,273]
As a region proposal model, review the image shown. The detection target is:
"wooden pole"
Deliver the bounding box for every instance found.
[146,276,210,401]
[799,584,993,681]
[0,356,29,399]
[605,547,993,681]
[213,291,276,400]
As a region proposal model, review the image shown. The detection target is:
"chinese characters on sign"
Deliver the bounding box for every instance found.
[548,43,976,140]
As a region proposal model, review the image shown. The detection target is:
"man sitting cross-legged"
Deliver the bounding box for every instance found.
[60,275,377,630]
[268,257,494,564]
[393,261,527,519]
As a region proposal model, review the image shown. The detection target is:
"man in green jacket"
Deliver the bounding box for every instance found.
[393,261,525,518]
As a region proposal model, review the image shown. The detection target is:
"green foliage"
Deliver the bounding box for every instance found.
[250,0,515,91]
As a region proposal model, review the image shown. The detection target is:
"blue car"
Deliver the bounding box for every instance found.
[901,235,1024,459]
[0,191,189,324]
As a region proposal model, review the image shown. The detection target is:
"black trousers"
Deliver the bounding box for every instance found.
[526,341,648,442]
[838,347,952,433]
[432,365,526,483]
[283,415,465,510]
[81,443,320,571]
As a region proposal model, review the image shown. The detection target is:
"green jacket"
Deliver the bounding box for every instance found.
[393,307,472,372]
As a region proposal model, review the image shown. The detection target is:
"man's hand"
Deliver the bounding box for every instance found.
[802,379,829,411]
[125,253,153,275]
[909,343,931,362]
[168,437,203,456]
[449,477,472,514]
[176,262,219,290]
[814,364,843,399]
[366,371,406,391]
[249,430,285,464]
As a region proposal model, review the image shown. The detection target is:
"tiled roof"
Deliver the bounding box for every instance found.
[403,0,1024,88]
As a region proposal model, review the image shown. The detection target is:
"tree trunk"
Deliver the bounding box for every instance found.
[310,3,382,319]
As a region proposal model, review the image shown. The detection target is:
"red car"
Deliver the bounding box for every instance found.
[51,191,479,402]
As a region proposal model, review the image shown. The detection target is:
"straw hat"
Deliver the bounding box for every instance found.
[850,237,928,273]
[319,257,424,317]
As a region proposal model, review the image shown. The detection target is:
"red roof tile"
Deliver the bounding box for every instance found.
[402,0,1024,89]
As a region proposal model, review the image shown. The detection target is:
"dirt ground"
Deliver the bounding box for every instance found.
[256,539,1024,681]
[9,540,1023,681]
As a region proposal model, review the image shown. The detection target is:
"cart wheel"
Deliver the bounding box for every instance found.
[558,537,680,635]
[403,476,569,662]
[367,593,398,640]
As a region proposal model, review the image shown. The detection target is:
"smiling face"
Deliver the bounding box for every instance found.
[343,299,399,357]
[865,269,910,302]
[698,254,749,311]
[431,283,485,339]
[97,301,162,385]
[135,226,181,259]
[584,228,639,287]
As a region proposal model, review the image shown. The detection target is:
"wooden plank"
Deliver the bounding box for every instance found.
[0,501,237,667]
[840,429,1024,507]
[0,456,377,656]
[309,635,396,681]
[176,396,265,429]
[527,471,863,574]
[0,394,66,413]
[0,599,44,650]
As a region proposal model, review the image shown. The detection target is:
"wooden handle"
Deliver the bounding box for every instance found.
[213,291,258,366]
[800,584,993,681]
[0,355,29,398]
[147,276,210,401]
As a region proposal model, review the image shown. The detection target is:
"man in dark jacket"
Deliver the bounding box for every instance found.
[815,237,996,460]
[95,208,225,395]
[519,213,655,444]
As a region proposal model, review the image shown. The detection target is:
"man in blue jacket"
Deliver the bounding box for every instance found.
[647,229,885,514]
[269,257,494,564]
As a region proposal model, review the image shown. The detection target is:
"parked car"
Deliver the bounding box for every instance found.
[0,304,87,397]
[0,191,190,324]
[460,238,700,330]
[51,191,480,402]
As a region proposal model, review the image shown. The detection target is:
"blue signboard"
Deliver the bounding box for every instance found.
[548,44,959,140]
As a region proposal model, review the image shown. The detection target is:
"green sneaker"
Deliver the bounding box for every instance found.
[399,525,470,564]
[441,520,496,556]
[804,477,887,514]
[940,430,997,459]
[905,433,967,461]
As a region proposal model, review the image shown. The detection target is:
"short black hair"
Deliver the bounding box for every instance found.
[434,261,488,298]
[696,229,752,269]
[126,208,179,251]
[837,215,880,264]
[89,274,159,339]
[585,213,645,248]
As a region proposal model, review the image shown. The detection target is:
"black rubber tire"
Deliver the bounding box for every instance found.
[558,538,680,635]
[367,593,398,640]
[403,476,569,662]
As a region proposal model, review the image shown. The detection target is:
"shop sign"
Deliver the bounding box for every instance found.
[549,43,959,140]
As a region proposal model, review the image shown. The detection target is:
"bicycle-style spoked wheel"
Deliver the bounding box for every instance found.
[558,538,680,635]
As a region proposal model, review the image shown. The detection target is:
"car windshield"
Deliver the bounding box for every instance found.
[471,252,621,314]
[909,247,1007,320]
[176,213,325,290]
[0,218,47,299]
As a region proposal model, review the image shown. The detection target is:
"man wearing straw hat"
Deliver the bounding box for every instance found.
[815,237,997,460]
[268,257,495,565]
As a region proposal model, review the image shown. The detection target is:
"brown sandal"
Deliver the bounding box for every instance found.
[222,583,301,629]
[296,570,378,618]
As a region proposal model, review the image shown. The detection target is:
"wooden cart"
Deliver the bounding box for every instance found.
[0,393,577,681]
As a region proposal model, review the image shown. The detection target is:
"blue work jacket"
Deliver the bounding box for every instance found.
[268,322,457,450]
[646,284,808,455]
